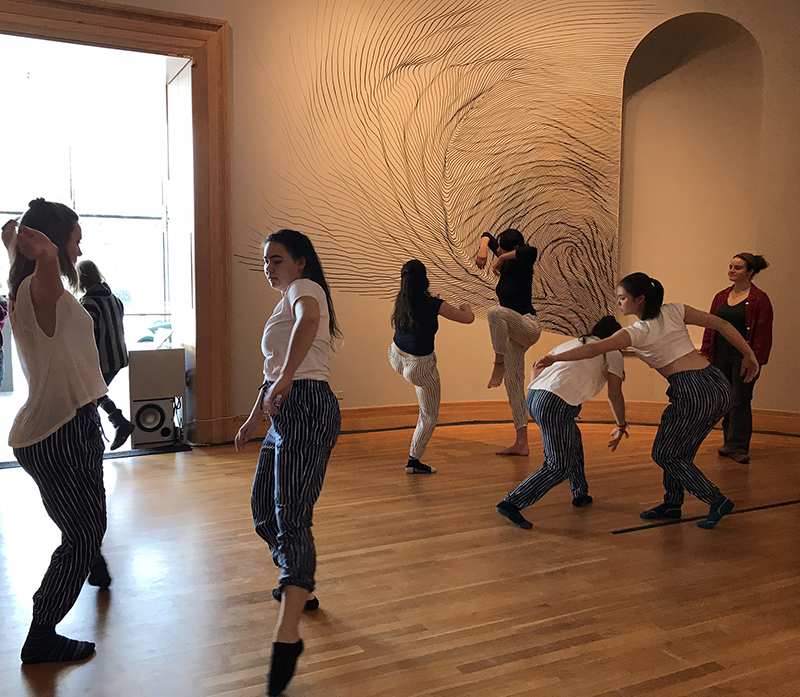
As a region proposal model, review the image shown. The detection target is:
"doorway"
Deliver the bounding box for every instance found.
[0,34,194,462]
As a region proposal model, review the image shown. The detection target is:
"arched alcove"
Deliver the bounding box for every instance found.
[618,13,763,344]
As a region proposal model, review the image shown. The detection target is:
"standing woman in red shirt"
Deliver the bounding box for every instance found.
[701,253,773,464]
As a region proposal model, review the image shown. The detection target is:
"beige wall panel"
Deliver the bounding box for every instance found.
[88,0,800,428]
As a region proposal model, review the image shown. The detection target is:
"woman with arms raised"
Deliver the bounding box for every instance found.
[476,228,541,456]
[6,199,110,664]
[235,229,341,696]
[534,273,759,530]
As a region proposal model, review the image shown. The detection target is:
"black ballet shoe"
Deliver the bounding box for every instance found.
[87,556,112,590]
[271,587,319,611]
[697,497,734,530]
[640,503,682,520]
[496,500,533,529]
[21,625,95,664]
[405,458,437,474]
[267,639,304,696]
[572,494,593,508]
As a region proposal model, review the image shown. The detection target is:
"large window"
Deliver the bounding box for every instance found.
[0,34,177,344]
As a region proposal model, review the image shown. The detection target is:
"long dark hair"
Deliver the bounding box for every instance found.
[579,315,622,343]
[392,259,430,333]
[9,198,79,300]
[619,272,664,321]
[263,229,341,340]
[77,259,105,294]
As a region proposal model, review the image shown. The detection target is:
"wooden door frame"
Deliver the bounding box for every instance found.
[0,0,232,444]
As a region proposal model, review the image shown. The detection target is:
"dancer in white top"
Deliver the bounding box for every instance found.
[535,272,758,530]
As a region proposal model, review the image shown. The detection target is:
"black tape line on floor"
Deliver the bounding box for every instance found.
[610,499,800,534]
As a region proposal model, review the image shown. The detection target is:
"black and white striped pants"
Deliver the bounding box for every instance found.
[388,344,440,459]
[653,365,732,506]
[251,380,340,593]
[505,390,588,509]
[13,403,107,627]
[487,307,541,430]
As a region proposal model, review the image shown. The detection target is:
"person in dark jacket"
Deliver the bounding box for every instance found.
[701,253,773,464]
[77,260,134,450]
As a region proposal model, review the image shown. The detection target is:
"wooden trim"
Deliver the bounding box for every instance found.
[238,399,800,442]
[0,0,233,445]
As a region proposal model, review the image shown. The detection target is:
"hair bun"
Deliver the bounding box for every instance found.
[28,197,47,209]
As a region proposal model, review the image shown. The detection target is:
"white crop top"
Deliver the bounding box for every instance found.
[262,278,332,382]
[623,303,697,369]
[9,276,108,448]
[529,337,624,406]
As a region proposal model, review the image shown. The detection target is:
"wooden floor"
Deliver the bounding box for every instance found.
[1,422,799,697]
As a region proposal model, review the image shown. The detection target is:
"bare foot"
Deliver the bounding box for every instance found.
[488,362,505,388]
[496,443,529,456]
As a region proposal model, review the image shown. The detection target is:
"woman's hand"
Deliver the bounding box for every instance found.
[491,257,504,276]
[15,225,58,262]
[234,415,260,452]
[740,353,760,383]
[476,247,488,270]
[608,426,629,452]
[534,354,556,371]
[262,374,293,415]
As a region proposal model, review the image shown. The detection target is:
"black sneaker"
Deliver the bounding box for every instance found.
[572,494,593,508]
[496,500,533,529]
[640,503,682,520]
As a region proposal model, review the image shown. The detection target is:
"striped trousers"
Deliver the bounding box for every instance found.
[251,380,340,593]
[388,344,440,459]
[653,365,732,506]
[505,390,588,509]
[488,306,541,429]
[13,403,107,627]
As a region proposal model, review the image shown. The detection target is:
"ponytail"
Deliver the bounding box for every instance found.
[619,272,664,321]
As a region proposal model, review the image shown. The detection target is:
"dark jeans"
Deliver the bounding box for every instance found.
[714,343,755,455]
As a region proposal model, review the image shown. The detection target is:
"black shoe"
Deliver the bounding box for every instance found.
[640,503,682,520]
[405,459,436,474]
[268,640,304,696]
[717,447,730,458]
[496,500,533,529]
[730,452,750,464]
[572,494,593,508]
[87,556,112,590]
[271,587,319,612]
[697,497,734,529]
[110,419,135,451]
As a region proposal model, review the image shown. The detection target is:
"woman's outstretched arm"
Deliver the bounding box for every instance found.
[534,330,631,370]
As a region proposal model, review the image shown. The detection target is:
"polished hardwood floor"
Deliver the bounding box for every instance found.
[1,422,799,697]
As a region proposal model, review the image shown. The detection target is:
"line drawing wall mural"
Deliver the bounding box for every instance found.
[238,0,658,336]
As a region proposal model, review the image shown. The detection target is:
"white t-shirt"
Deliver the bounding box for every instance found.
[623,303,696,369]
[9,276,108,448]
[262,278,332,382]
[529,337,624,406]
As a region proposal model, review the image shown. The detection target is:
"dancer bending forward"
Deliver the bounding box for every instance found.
[476,229,541,456]
[389,260,474,474]
[496,316,627,529]
[535,273,759,530]
[235,229,341,696]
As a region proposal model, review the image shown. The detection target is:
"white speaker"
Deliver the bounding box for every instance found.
[129,348,186,448]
